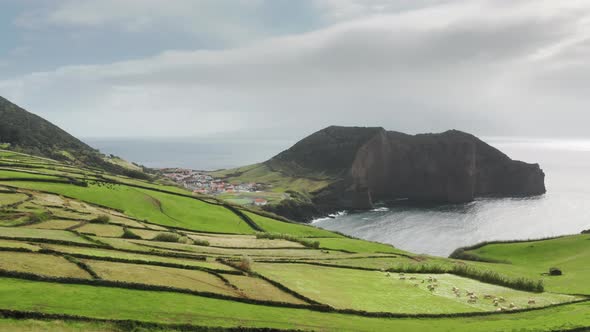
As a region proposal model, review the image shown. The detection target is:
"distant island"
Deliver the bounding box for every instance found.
[213,126,546,221]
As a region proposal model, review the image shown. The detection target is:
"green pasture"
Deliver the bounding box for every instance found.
[0,278,589,331]
[459,235,590,295]
[245,211,340,238]
[254,263,578,314]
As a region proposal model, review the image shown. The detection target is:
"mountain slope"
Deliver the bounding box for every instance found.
[0,96,148,178]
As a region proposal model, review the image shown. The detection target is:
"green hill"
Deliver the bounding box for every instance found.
[212,126,545,221]
[0,149,587,331]
[0,96,149,179]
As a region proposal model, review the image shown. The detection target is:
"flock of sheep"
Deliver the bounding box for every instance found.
[385,272,537,311]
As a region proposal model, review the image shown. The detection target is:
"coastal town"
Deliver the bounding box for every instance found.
[158,168,269,206]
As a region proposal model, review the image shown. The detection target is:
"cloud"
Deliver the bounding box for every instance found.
[3,0,590,138]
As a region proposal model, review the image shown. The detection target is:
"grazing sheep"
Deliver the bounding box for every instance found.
[484,294,493,299]
[509,303,516,309]
[499,296,506,302]
[493,302,499,307]
[421,280,425,284]
[528,299,536,305]
[414,283,420,287]
[466,291,474,296]
[469,295,478,300]
[496,307,504,312]
[399,276,407,280]
[455,292,461,297]
[409,276,417,280]
[432,277,438,282]
[452,287,458,292]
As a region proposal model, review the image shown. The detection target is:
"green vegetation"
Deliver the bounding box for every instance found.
[254,263,575,314]
[256,232,320,249]
[210,163,333,193]
[245,211,340,238]
[0,150,588,331]
[1,278,589,331]
[452,235,590,294]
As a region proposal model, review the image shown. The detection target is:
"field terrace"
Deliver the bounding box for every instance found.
[0,149,588,331]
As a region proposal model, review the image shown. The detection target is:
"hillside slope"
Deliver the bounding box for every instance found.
[0,96,148,178]
[0,150,587,331]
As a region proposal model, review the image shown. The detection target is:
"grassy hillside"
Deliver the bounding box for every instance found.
[0,150,588,331]
[0,96,151,178]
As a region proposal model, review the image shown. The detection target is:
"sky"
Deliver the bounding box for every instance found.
[1,0,590,140]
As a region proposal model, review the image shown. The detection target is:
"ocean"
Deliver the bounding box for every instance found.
[86,136,590,257]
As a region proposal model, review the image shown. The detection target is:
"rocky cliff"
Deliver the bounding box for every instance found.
[265,126,545,218]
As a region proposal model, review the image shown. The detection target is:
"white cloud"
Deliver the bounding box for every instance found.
[3,0,590,138]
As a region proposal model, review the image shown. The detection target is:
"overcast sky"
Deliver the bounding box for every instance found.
[1,0,590,140]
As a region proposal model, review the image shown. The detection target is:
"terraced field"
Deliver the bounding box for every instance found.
[0,149,588,331]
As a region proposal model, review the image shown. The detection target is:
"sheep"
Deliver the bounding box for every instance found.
[483,294,493,299]
[399,275,407,280]
[409,276,417,280]
[432,277,438,283]
[466,291,474,296]
[493,302,499,307]
[496,307,504,312]
[469,295,478,300]
[509,303,516,309]
[528,299,536,305]
[385,272,390,277]
[414,283,420,287]
[455,292,461,297]
[452,287,458,292]
[468,298,477,304]
[421,280,425,284]
[499,296,506,302]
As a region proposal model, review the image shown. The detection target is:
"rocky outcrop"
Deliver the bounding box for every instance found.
[267,126,545,216]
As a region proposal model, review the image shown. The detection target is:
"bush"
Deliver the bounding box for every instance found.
[192,238,210,246]
[121,228,141,239]
[152,233,181,242]
[238,255,252,272]
[89,214,110,224]
[581,229,590,234]
[549,267,563,276]
[27,211,51,224]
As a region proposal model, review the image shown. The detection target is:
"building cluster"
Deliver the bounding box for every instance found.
[159,168,264,199]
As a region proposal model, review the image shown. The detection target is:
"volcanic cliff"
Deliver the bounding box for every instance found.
[264,126,545,219]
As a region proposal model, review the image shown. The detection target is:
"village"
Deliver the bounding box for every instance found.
[158,168,269,206]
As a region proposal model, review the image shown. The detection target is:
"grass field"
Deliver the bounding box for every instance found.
[76,223,125,237]
[0,227,93,244]
[0,252,90,279]
[0,181,254,234]
[0,278,589,331]
[24,219,81,230]
[84,260,238,296]
[254,263,578,314]
[0,151,588,331]
[186,232,305,248]
[457,235,590,294]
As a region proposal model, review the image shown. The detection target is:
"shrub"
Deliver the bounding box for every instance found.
[192,238,210,246]
[549,267,563,276]
[582,229,590,234]
[89,214,110,224]
[152,233,181,243]
[27,211,51,224]
[238,255,252,272]
[121,228,141,239]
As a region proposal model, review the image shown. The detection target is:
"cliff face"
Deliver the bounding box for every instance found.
[268,126,546,216]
